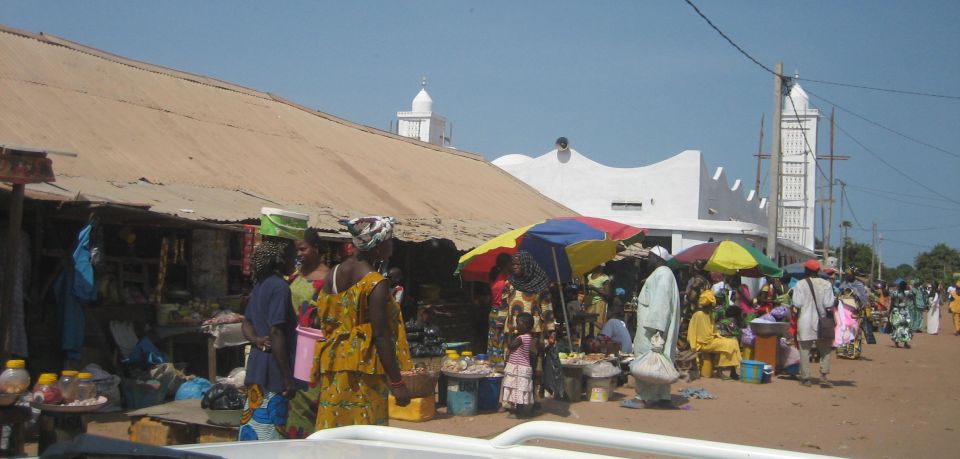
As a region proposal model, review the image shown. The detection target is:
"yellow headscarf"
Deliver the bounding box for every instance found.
[698,289,717,308]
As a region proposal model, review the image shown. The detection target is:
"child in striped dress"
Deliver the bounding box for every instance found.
[502,312,538,417]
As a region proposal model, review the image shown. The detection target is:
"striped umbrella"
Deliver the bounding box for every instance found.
[668,240,783,278]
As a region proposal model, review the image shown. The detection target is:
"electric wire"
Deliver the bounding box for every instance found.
[881,238,935,250]
[844,183,958,205]
[796,77,960,100]
[810,99,960,205]
[841,187,869,231]
[682,0,778,76]
[805,89,960,161]
[879,223,960,232]
[844,187,960,213]
[682,0,960,101]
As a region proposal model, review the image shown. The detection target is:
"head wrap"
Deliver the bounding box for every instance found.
[340,216,395,252]
[251,238,292,283]
[698,289,717,308]
[804,259,821,272]
[649,245,672,262]
[509,250,551,294]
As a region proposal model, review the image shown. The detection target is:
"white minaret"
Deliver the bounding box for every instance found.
[778,78,819,250]
[396,77,448,146]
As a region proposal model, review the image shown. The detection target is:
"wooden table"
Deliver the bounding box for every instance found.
[0,404,29,456]
[127,399,238,446]
[156,323,248,380]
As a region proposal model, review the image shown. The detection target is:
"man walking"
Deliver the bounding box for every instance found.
[623,246,680,409]
[791,259,837,388]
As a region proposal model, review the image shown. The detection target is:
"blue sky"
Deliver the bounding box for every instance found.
[4,1,958,266]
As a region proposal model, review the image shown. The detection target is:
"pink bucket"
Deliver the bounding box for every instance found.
[294,326,325,382]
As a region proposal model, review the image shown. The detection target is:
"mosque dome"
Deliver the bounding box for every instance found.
[412,88,433,112]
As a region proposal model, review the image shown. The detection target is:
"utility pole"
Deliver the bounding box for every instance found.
[870,222,877,282]
[766,62,784,262]
[823,108,836,265]
[754,114,765,194]
[837,180,846,270]
[878,233,883,281]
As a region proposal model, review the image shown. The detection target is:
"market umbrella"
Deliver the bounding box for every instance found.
[456,216,646,350]
[456,216,646,283]
[668,240,783,278]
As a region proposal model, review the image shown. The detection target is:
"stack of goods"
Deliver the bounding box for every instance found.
[31,371,106,409]
[404,320,445,358]
[389,365,439,422]
[201,383,246,426]
[440,351,497,377]
[558,352,607,366]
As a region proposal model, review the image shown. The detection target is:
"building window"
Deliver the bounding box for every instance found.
[611,201,643,211]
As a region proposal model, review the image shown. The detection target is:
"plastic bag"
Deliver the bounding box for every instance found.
[741,327,756,347]
[174,377,212,400]
[201,383,244,410]
[583,361,620,378]
[629,333,678,385]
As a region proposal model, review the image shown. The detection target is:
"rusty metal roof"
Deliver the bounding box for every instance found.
[0,26,573,248]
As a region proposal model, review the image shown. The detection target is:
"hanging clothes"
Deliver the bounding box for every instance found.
[55,224,98,361]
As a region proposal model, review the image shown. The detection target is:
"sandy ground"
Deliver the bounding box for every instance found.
[26,322,960,458]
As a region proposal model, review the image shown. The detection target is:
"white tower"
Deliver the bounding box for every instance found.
[778,79,819,250]
[396,78,448,146]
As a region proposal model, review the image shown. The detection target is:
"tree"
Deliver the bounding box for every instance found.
[840,239,874,273]
[913,243,960,285]
[883,264,915,285]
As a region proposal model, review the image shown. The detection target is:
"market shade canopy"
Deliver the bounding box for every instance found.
[456,217,646,282]
[669,240,783,278]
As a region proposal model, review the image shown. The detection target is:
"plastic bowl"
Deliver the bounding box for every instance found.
[749,321,790,337]
[205,408,243,427]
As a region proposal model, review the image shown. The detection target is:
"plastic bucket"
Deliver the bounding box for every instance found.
[446,379,478,416]
[740,360,764,384]
[586,376,613,402]
[762,365,774,383]
[293,326,324,382]
[260,207,308,240]
[478,376,502,412]
[562,367,583,402]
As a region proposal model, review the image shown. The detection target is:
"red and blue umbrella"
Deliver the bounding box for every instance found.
[456,216,646,283]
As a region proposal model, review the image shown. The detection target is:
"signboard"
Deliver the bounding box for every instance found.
[0,151,55,184]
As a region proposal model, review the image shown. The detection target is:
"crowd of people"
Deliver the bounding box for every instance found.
[235,213,960,438]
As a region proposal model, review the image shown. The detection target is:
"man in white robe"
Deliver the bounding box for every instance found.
[623,246,680,409]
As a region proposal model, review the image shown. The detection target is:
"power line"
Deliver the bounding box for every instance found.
[682,0,778,76]
[841,187,869,231]
[807,97,960,205]
[844,187,960,212]
[844,183,958,205]
[878,222,960,232]
[882,238,934,250]
[805,89,960,161]
[681,0,960,102]
[796,77,960,100]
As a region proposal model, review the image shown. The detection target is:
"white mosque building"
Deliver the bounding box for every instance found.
[396,78,449,146]
[492,145,813,266]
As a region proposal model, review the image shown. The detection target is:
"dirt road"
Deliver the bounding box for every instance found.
[51,326,960,458]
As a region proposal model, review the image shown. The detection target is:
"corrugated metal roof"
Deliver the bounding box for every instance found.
[0,26,574,248]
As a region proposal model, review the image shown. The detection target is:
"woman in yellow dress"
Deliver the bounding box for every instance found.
[309,216,412,430]
[500,251,556,354]
[688,290,742,379]
[583,264,611,332]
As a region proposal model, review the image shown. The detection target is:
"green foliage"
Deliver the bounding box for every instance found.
[883,264,915,285]
[913,243,960,285]
[840,239,875,273]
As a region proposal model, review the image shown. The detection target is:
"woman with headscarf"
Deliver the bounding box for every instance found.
[889,280,914,348]
[687,290,741,379]
[309,216,412,430]
[486,253,513,365]
[239,237,298,441]
[500,251,556,355]
[283,228,331,439]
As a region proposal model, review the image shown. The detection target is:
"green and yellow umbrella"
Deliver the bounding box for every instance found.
[668,240,782,278]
